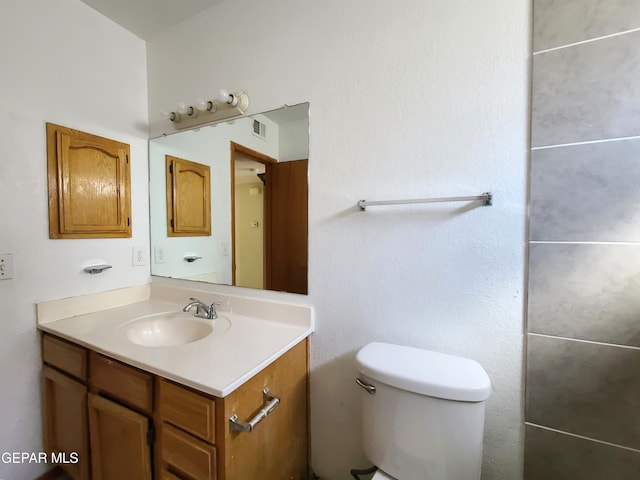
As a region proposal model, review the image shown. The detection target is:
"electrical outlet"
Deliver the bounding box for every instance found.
[132,246,146,266]
[154,246,167,264]
[221,242,229,257]
[0,254,14,280]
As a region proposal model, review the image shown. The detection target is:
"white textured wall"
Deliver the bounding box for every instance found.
[279,116,310,161]
[0,1,149,479]
[148,0,530,478]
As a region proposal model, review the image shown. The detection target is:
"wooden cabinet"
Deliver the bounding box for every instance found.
[220,340,309,480]
[166,155,211,237]
[42,335,90,480]
[41,333,309,480]
[156,339,309,480]
[46,123,132,239]
[41,337,154,480]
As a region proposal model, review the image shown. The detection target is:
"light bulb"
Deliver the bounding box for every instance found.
[196,98,216,112]
[218,89,231,103]
[177,102,188,114]
[219,89,238,106]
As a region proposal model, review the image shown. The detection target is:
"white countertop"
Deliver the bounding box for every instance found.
[37,286,313,397]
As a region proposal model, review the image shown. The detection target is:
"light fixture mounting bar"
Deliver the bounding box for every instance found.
[172,91,249,130]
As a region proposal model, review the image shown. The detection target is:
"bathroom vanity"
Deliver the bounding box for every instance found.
[37,285,313,480]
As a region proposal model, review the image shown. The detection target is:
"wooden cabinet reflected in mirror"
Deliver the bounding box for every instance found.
[149,103,309,295]
[166,155,211,237]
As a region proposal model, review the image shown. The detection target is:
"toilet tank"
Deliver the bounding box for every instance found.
[355,342,491,480]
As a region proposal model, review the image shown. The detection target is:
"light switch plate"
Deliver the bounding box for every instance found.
[0,254,14,280]
[154,246,167,264]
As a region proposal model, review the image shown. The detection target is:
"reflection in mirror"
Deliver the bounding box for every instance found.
[149,103,309,294]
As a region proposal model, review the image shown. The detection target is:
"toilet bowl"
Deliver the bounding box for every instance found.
[355,342,491,480]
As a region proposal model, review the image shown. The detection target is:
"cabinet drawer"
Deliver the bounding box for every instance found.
[158,379,216,443]
[42,334,87,380]
[161,423,217,480]
[89,352,153,414]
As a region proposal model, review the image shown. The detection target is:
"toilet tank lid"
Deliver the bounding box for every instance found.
[355,342,491,402]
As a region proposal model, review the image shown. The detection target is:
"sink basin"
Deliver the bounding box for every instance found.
[122,311,231,347]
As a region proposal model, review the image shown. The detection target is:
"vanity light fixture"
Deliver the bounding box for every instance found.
[163,89,250,131]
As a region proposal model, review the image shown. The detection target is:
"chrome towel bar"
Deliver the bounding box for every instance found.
[358,192,492,211]
[229,388,280,433]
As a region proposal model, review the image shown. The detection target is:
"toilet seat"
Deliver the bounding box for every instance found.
[371,469,396,480]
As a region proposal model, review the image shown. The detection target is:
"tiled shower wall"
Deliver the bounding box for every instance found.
[525,1,640,478]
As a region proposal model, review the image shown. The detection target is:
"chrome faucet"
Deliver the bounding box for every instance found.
[182,297,221,320]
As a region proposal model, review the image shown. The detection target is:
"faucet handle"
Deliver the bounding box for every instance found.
[207,300,222,320]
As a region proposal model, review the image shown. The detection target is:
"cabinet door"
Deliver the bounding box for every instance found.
[46,123,131,238]
[88,393,152,480]
[42,366,90,480]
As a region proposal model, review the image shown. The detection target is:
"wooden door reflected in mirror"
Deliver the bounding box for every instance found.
[231,143,308,294]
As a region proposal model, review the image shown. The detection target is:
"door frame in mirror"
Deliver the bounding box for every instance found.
[230,141,276,289]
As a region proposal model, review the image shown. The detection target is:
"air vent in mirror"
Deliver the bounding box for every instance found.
[252,119,266,139]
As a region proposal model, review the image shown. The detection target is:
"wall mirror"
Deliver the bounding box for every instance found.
[149,102,309,295]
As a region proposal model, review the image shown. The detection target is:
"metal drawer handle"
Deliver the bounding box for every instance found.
[229,388,280,433]
[356,377,376,394]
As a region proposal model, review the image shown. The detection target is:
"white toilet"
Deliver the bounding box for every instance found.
[355,342,492,480]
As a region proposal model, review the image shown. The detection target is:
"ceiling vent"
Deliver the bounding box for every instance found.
[252,119,266,139]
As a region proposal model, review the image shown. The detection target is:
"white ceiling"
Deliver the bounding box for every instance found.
[80,0,223,40]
